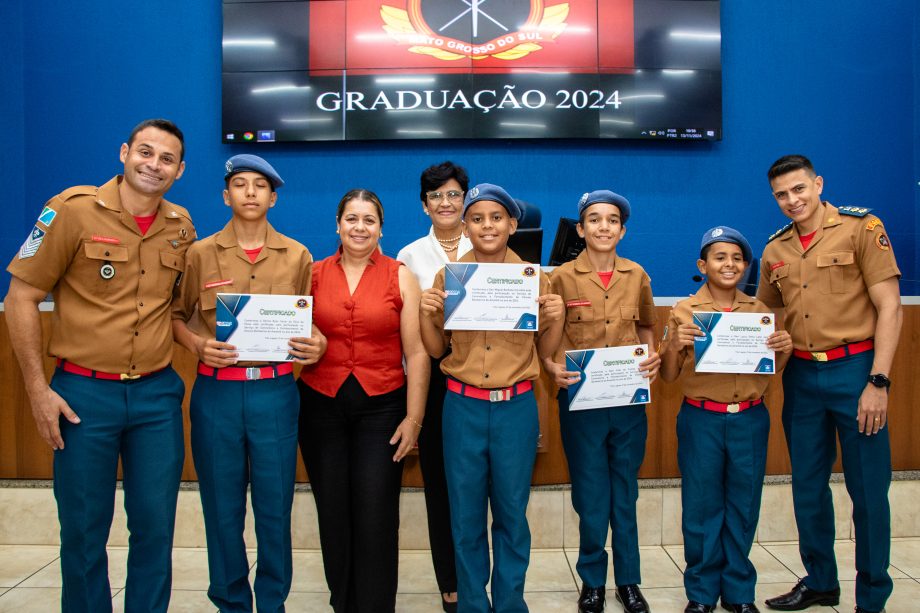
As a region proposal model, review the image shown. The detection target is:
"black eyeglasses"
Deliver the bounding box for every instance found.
[426,190,464,204]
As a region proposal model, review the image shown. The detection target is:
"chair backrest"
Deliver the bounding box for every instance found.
[507,199,543,264]
[548,217,585,266]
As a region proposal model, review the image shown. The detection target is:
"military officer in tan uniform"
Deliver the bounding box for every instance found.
[757,155,902,613]
[4,118,195,613]
[172,154,325,613]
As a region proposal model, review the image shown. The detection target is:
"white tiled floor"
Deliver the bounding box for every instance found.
[2,539,920,612]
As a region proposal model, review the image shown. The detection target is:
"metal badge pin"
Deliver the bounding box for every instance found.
[179,228,188,239]
[170,240,180,248]
[100,262,116,280]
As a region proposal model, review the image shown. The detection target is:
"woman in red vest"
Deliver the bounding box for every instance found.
[298,188,429,613]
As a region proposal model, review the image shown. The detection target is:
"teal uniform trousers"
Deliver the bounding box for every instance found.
[558,392,646,588]
[442,386,539,613]
[677,401,769,606]
[190,372,299,612]
[51,366,185,613]
[782,350,892,612]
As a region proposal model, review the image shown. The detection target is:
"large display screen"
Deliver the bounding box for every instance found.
[222,0,721,142]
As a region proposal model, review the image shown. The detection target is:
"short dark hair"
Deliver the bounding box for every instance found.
[699,243,749,263]
[419,161,469,203]
[767,154,815,181]
[337,188,384,225]
[127,118,185,161]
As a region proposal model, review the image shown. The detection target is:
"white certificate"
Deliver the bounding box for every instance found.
[692,311,775,374]
[443,262,540,331]
[565,345,651,411]
[215,293,312,362]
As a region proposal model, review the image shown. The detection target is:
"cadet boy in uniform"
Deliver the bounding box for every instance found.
[661,227,792,613]
[4,118,195,613]
[171,154,326,612]
[419,184,564,613]
[543,190,659,613]
[758,155,902,613]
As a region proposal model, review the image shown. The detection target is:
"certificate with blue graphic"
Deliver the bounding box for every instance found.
[692,311,775,374]
[216,293,312,362]
[565,345,651,411]
[443,262,540,331]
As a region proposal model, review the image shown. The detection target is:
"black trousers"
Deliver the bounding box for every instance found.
[417,356,458,594]
[298,375,406,613]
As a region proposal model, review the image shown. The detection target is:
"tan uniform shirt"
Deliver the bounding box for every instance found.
[550,250,656,361]
[7,176,195,373]
[757,202,900,352]
[172,221,312,344]
[432,249,550,389]
[663,285,774,403]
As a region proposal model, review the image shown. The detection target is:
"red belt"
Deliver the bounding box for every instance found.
[197,362,294,381]
[447,378,533,402]
[792,339,873,362]
[685,396,763,414]
[56,358,163,381]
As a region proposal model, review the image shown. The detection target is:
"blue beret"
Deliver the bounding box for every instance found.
[462,183,522,220]
[700,226,753,263]
[224,154,284,189]
[577,190,630,224]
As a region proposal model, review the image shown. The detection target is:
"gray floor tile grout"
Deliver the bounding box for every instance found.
[760,543,804,579]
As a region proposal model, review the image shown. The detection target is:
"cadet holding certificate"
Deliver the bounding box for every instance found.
[660,227,792,613]
[544,190,659,613]
[420,183,564,613]
[171,155,326,612]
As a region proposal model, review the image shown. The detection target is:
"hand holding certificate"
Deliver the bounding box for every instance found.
[693,311,775,374]
[566,345,652,411]
[443,262,540,331]
[216,293,312,362]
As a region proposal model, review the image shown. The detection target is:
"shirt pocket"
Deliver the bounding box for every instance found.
[816,251,856,294]
[82,242,129,296]
[769,264,790,303]
[566,305,595,347]
[271,283,295,295]
[159,251,185,297]
[199,287,218,313]
[616,305,641,344]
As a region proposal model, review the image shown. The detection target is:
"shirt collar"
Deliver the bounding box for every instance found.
[688,283,756,308]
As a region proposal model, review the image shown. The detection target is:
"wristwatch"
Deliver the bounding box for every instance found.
[867,373,891,390]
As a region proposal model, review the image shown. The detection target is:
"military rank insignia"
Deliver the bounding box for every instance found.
[18,226,45,259]
[838,206,872,217]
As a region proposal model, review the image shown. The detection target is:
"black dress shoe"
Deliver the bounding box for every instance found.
[764,580,840,610]
[720,602,761,613]
[685,602,715,613]
[578,584,606,613]
[615,584,650,613]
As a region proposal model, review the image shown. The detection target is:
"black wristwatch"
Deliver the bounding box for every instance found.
[867,373,891,391]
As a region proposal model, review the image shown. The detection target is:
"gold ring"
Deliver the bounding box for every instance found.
[874,417,880,422]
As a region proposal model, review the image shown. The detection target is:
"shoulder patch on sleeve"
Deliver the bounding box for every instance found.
[36,206,57,228]
[837,206,873,217]
[767,222,793,242]
[57,185,97,201]
[18,226,46,259]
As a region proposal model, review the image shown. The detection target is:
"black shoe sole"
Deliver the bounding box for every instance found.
[764,597,839,611]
